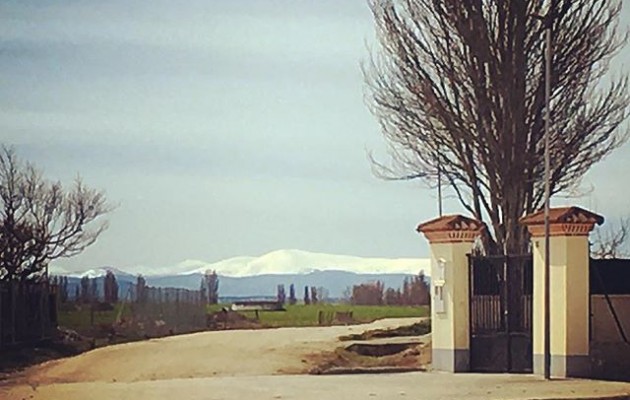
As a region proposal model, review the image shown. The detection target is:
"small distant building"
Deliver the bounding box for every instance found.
[230,300,284,312]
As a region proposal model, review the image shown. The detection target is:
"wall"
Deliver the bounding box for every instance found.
[591,295,630,342]
[590,294,630,381]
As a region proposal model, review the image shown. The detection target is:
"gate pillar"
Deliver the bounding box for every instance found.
[521,206,603,378]
[417,215,485,372]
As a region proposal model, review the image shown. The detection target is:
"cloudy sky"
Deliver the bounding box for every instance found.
[1,1,629,272]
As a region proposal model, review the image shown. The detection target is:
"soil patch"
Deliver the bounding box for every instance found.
[345,342,418,357]
[308,340,431,374]
[338,320,430,341]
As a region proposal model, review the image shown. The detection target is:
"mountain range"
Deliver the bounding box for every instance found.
[50,249,431,298]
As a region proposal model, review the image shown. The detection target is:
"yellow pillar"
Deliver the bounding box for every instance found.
[521,206,603,378]
[417,215,484,372]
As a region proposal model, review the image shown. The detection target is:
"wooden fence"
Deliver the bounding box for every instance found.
[121,285,207,335]
[0,281,58,349]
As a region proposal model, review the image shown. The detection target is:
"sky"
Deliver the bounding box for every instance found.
[1,1,629,272]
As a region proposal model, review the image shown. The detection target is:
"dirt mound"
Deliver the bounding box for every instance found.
[308,334,431,375]
[339,321,431,341]
[206,309,261,330]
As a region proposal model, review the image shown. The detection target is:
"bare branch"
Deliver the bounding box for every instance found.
[0,146,113,282]
[364,0,629,254]
[591,217,630,259]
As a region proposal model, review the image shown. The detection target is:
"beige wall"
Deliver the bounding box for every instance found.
[591,295,630,343]
[429,242,470,352]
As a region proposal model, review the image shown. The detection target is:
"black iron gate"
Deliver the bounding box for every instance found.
[468,254,533,373]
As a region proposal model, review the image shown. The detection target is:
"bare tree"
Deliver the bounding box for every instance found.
[317,286,329,303]
[0,147,111,281]
[205,270,219,304]
[288,283,297,305]
[310,286,318,304]
[199,277,207,304]
[277,284,286,304]
[303,286,310,305]
[384,287,402,305]
[80,275,90,303]
[136,275,147,303]
[90,277,98,302]
[364,0,629,254]
[591,217,630,259]
[351,281,385,305]
[104,270,119,304]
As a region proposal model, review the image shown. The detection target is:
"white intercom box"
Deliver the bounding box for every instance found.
[433,258,446,314]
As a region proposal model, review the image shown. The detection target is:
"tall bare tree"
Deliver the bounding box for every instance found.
[0,147,111,281]
[365,0,629,253]
[104,270,119,304]
[204,270,219,304]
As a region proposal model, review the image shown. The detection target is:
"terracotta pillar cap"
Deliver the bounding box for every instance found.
[417,215,485,244]
[520,206,604,237]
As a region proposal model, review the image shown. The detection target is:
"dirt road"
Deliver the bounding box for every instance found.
[2,319,420,386]
[2,318,630,400]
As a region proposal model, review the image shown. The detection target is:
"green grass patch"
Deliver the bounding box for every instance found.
[235,304,429,328]
[57,303,133,332]
[59,303,429,333]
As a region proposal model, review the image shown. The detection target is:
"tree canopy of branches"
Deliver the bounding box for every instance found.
[365,0,629,253]
[591,217,630,259]
[0,147,111,281]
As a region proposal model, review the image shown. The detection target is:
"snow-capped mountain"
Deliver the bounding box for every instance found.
[50,266,135,279]
[51,249,430,278]
[49,250,431,298]
[177,249,430,277]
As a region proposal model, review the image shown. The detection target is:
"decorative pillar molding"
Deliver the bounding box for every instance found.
[521,206,604,378]
[417,215,485,372]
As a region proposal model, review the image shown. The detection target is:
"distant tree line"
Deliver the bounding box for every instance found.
[51,269,221,306]
[275,284,328,305]
[350,272,430,306]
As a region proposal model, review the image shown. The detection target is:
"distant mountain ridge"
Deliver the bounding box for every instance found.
[49,249,431,298]
[51,249,431,278]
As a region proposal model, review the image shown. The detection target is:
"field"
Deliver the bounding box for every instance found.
[58,303,429,333]
[235,304,429,327]
[57,303,132,332]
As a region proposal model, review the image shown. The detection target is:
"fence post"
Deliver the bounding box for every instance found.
[10,281,16,345]
[40,284,45,340]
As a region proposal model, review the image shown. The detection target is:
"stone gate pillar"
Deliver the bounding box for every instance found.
[417,215,485,372]
[521,206,604,378]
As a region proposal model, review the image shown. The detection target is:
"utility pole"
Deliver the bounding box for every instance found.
[543,16,552,381]
[437,154,443,217]
[531,6,553,380]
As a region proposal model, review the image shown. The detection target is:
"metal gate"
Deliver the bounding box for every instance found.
[468,254,533,372]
